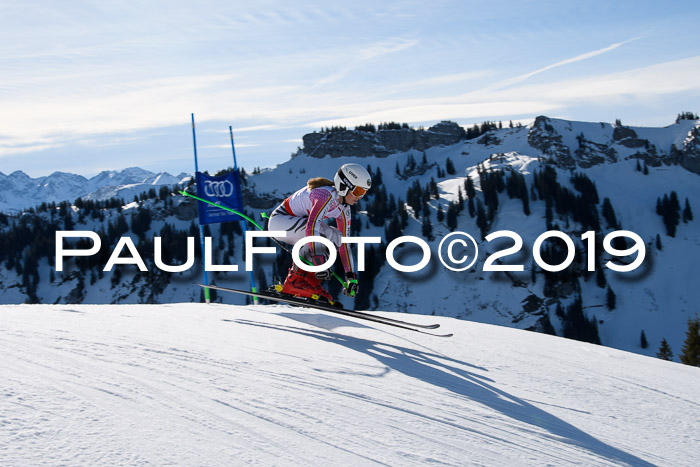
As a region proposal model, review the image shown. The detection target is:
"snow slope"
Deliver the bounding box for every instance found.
[1,303,698,466]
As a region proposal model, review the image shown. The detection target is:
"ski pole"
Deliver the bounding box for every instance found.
[179,190,349,288]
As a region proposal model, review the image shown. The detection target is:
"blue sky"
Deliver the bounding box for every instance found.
[1,0,699,177]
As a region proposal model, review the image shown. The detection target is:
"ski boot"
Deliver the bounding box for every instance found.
[276,266,333,302]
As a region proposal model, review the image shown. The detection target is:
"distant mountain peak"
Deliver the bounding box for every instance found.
[0,167,188,214]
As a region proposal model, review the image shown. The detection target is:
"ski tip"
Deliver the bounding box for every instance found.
[428,332,453,338]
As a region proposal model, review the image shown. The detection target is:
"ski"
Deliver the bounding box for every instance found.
[200,283,441,329]
[198,283,452,337]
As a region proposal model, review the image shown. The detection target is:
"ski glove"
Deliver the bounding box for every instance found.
[311,255,332,280]
[343,273,359,297]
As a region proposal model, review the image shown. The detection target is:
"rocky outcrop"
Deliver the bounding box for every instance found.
[527,116,696,171]
[679,122,700,175]
[612,125,665,167]
[300,121,467,159]
[574,137,617,168]
[613,126,638,147]
[527,116,575,168]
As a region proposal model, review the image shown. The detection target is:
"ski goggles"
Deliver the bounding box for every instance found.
[350,185,367,198]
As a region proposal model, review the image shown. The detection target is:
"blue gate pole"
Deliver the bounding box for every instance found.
[230,126,258,305]
[192,114,211,304]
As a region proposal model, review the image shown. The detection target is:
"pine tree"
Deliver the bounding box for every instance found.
[374,166,384,186]
[683,198,693,222]
[384,213,402,243]
[467,196,475,218]
[679,317,700,366]
[421,214,433,241]
[520,180,530,216]
[660,192,681,237]
[606,285,616,310]
[562,296,601,344]
[475,198,488,239]
[655,234,663,251]
[446,203,458,231]
[596,265,607,288]
[429,178,439,199]
[640,330,648,349]
[464,176,476,200]
[601,197,619,229]
[159,185,170,201]
[437,204,445,223]
[670,191,680,215]
[63,210,74,230]
[545,198,553,230]
[657,338,673,361]
[676,111,700,122]
[399,202,408,230]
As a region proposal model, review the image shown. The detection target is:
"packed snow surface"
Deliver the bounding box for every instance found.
[1,303,698,466]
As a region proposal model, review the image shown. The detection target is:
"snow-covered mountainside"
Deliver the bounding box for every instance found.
[1,115,699,366]
[0,167,189,214]
[1,303,698,465]
[244,116,700,360]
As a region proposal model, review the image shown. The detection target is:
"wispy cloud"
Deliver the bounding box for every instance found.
[357,37,420,61]
[490,54,700,102]
[308,101,560,129]
[483,37,642,92]
[230,124,280,133]
[311,36,420,88]
[306,54,700,128]
[0,143,62,157]
[2,52,699,160]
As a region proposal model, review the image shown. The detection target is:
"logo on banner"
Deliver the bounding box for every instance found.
[204,180,234,197]
[194,171,244,225]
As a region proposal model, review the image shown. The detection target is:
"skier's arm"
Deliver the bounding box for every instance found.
[335,209,354,273]
[335,208,359,297]
[305,189,333,258]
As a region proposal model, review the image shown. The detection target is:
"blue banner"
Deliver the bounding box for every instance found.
[195,171,244,225]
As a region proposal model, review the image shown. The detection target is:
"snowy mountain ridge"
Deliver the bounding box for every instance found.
[0,167,190,214]
[297,116,700,174]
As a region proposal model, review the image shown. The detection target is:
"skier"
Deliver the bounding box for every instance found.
[267,163,371,302]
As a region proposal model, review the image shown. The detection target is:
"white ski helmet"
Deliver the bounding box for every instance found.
[334,163,372,198]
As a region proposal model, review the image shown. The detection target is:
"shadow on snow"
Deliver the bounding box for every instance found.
[226,315,653,467]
